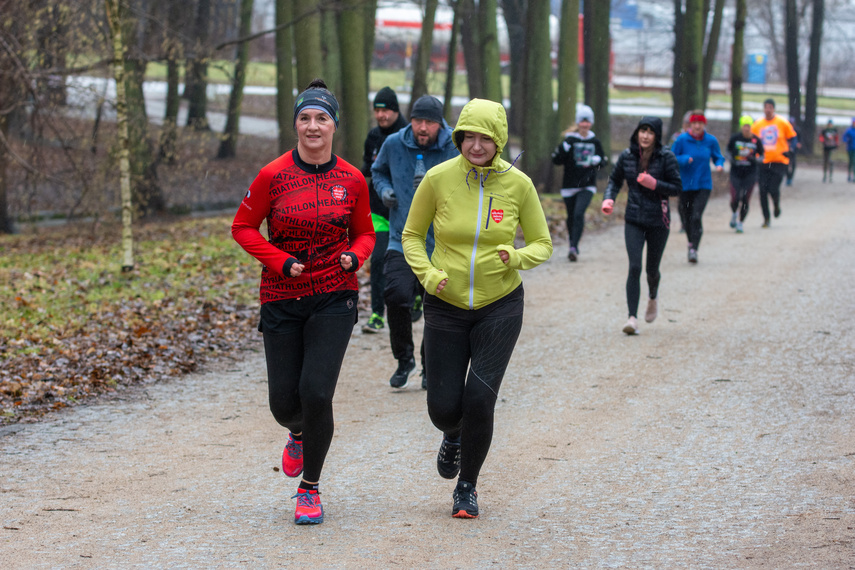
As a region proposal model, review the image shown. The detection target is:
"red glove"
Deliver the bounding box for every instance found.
[636,172,657,189]
[601,199,614,215]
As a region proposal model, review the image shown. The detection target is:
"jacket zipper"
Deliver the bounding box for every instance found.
[469,172,485,309]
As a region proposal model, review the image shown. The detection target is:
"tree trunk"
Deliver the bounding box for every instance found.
[684,0,703,112]
[730,0,746,134]
[217,0,253,159]
[701,0,725,108]
[459,0,483,100]
[443,1,462,121]
[340,0,369,165]
[501,0,526,137]
[276,0,296,154]
[158,0,183,164]
[105,0,134,271]
[586,0,610,159]
[479,0,502,104]
[411,0,438,104]
[785,0,801,125]
[294,0,323,91]
[363,0,378,75]
[321,7,341,97]
[522,0,554,184]
[803,0,824,155]
[186,0,211,130]
[583,0,594,102]
[0,113,11,234]
[669,0,686,138]
[557,0,580,133]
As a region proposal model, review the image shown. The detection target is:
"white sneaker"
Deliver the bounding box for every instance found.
[729,212,737,228]
[622,316,639,335]
[644,298,658,323]
[735,221,743,233]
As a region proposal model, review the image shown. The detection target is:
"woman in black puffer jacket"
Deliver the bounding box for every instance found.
[601,116,682,335]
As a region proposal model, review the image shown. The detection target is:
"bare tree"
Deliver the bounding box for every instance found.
[522,0,554,184]
[294,0,323,90]
[276,0,296,154]
[557,0,580,133]
[480,0,503,104]
[340,0,369,164]
[730,0,747,133]
[105,0,135,271]
[443,0,462,121]
[585,0,610,158]
[501,0,526,137]
[411,0,438,104]
[186,0,211,130]
[701,0,725,108]
[785,0,802,126]
[803,0,825,154]
[460,0,483,100]
[217,0,254,159]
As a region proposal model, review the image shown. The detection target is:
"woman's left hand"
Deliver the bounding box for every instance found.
[499,250,510,264]
[340,253,353,271]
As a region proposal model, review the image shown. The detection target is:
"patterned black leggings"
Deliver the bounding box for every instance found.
[423,286,524,486]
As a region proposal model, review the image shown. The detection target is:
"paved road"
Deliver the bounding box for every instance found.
[1,167,854,568]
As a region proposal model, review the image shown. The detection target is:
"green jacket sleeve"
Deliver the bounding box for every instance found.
[402,178,448,295]
[495,184,553,269]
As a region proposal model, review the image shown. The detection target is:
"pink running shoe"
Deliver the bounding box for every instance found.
[292,489,323,524]
[282,434,303,477]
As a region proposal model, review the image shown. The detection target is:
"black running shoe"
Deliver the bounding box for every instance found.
[437,436,461,479]
[389,358,416,389]
[774,204,781,218]
[452,480,479,518]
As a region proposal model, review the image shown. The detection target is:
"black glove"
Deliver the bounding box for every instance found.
[381,188,398,209]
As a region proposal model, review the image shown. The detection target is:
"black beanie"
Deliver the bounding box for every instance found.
[373,86,400,113]
[410,95,444,124]
[294,85,340,129]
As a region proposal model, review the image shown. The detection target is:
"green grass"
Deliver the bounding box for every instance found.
[0,217,258,354]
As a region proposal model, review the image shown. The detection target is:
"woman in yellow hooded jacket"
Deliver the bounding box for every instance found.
[402,98,552,518]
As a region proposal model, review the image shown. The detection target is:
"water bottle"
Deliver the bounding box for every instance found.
[413,154,426,192]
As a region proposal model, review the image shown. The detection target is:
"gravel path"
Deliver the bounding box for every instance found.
[2,167,853,568]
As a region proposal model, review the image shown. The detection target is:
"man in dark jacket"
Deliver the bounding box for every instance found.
[360,87,407,333]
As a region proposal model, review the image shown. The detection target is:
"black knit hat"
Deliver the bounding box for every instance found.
[373,86,400,113]
[294,79,340,129]
[410,95,444,124]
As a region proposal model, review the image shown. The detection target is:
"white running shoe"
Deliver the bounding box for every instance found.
[622,316,639,335]
[644,298,658,323]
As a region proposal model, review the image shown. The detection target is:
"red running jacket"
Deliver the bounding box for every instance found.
[232,149,375,304]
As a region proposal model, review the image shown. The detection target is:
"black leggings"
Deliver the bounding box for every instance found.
[822,148,835,179]
[758,162,786,222]
[261,292,357,483]
[625,221,669,318]
[423,287,524,486]
[730,171,756,221]
[562,190,593,250]
[678,189,711,250]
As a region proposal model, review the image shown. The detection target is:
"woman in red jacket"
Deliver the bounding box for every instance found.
[232,79,375,525]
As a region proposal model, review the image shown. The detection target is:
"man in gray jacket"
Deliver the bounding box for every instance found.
[371,95,459,389]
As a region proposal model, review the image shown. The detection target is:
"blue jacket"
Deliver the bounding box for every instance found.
[671,131,725,191]
[371,122,459,253]
[843,126,855,152]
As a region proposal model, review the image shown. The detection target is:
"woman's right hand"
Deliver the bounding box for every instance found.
[436,278,448,294]
[290,263,305,277]
[601,199,614,215]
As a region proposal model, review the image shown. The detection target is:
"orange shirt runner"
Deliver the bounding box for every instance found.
[752,115,797,165]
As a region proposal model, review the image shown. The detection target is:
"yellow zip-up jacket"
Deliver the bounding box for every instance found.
[402,99,553,310]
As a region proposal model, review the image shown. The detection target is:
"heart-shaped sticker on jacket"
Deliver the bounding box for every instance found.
[491,209,504,223]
